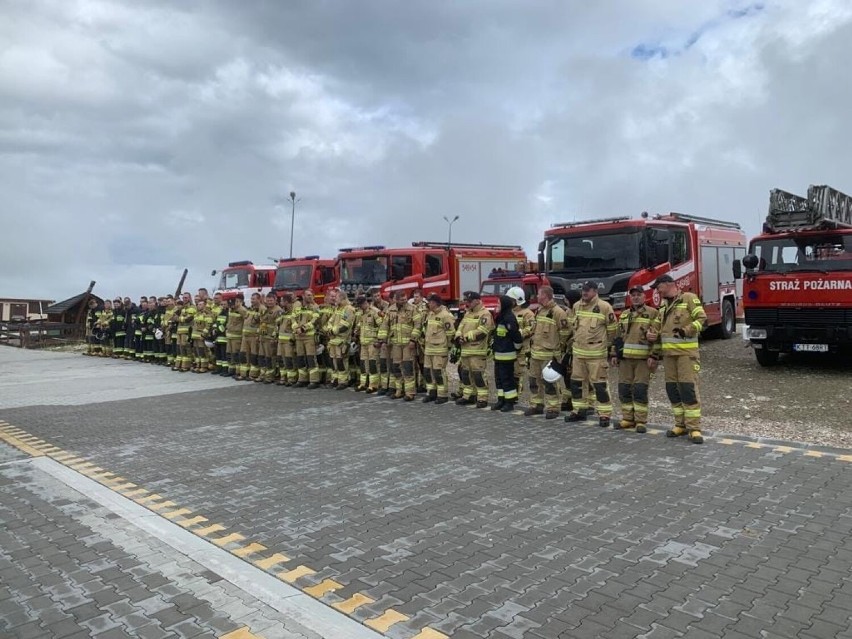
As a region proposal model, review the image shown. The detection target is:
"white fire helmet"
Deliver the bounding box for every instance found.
[542,361,562,384]
[506,286,525,305]
[204,340,215,348]
[154,329,164,340]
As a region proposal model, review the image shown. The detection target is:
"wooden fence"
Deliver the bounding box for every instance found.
[0,320,85,349]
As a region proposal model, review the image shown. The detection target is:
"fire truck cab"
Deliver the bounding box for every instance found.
[273,256,338,304]
[539,213,747,337]
[213,261,276,301]
[337,242,527,309]
[735,185,852,365]
[479,269,550,314]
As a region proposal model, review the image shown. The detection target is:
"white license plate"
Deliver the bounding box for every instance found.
[793,344,829,352]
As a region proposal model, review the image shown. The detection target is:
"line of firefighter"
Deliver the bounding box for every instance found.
[82,274,707,442]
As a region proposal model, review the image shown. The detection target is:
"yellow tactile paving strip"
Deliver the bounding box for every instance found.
[0,421,448,639]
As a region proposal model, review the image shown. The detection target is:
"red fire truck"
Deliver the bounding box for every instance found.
[212,261,276,301]
[337,242,527,309]
[273,256,339,304]
[479,268,550,314]
[538,213,747,337]
[735,185,852,366]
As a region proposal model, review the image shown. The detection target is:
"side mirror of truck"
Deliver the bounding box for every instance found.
[742,254,759,271]
[732,260,742,280]
[210,270,218,277]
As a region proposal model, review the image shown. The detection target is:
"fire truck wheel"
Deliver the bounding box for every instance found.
[754,347,779,367]
[719,299,735,340]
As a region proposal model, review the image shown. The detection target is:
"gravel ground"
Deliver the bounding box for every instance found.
[447,334,852,449]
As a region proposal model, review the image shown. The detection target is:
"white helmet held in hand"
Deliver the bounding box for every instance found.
[154,328,164,340]
[506,286,525,305]
[542,361,562,384]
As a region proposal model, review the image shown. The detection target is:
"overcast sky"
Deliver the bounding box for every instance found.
[2,0,851,301]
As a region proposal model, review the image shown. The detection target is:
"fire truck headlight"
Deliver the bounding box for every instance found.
[746,328,767,340]
[609,292,627,310]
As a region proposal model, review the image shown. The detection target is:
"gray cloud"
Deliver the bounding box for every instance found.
[1,0,850,301]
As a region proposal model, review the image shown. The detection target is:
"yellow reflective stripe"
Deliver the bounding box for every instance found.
[494,353,517,361]
[691,321,704,332]
[576,311,605,319]
[530,348,558,359]
[683,408,702,418]
[662,343,698,351]
[573,346,607,357]
[536,316,556,325]
[461,347,489,355]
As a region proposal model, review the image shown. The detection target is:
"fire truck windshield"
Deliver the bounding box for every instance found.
[546,230,642,274]
[218,269,250,290]
[751,234,852,273]
[274,265,311,290]
[340,256,389,285]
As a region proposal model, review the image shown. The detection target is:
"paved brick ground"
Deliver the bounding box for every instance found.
[2,349,852,638]
[0,458,324,638]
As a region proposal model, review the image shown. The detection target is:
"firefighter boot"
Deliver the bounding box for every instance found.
[491,398,505,411]
[689,430,704,444]
[635,423,647,434]
[565,410,588,423]
[666,426,688,438]
[500,401,515,413]
[598,416,611,428]
[524,405,544,417]
[422,390,437,403]
[615,419,634,430]
[434,396,449,405]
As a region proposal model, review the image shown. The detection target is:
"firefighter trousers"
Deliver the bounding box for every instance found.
[617,358,651,425]
[571,357,612,417]
[391,343,416,397]
[295,338,321,384]
[459,355,488,402]
[663,353,701,430]
[528,357,560,412]
[423,354,449,398]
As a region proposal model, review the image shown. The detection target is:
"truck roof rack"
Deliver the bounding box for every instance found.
[227,260,253,267]
[411,242,524,250]
[550,216,631,228]
[338,246,386,253]
[655,212,742,230]
[767,185,852,231]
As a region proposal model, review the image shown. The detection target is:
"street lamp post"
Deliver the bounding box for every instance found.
[443,215,459,246]
[288,191,299,259]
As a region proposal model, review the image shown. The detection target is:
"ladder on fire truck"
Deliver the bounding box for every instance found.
[767,184,852,231]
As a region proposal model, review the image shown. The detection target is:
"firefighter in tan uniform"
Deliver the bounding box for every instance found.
[373,297,393,395]
[410,289,428,392]
[524,285,572,419]
[317,292,335,385]
[225,295,247,377]
[505,287,535,394]
[326,290,356,388]
[379,291,418,400]
[239,293,263,380]
[354,296,382,392]
[259,293,282,383]
[294,291,322,388]
[566,281,618,427]
[190,299,213,372]
[421,293,455,404]
[454,291,494,408]
[276,294,299,386]
[176,299,196,372]
[611,286,658,433]
[646,274,707,444]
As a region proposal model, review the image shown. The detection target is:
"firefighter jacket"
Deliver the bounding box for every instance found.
[177,305,196,336]
[277,303,301,344]
[380,303,416,346]
[572,295,617,359]
[191,308,213,340]
[294,302,320,339]
[493,304,523,362]
[210,304,228,344]
[162,308,176,340]
[327,301,355,346]
[111,308,126,340]
[317,303,334,341]
[144,309,160,341]
[530,301,571,361]
[513,306,535,357]
[651,292,706,357]
[616,304,659,359]
[357,306,382,346]
[409,300,428,344]
[455,305,494,357]
[225,306,248,339]
[260,305,281,340]
[86,308,100,333]
[242,305,263,336]
[423,306,456,356]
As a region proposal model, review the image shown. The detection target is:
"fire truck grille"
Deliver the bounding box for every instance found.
[746,308,851,326]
